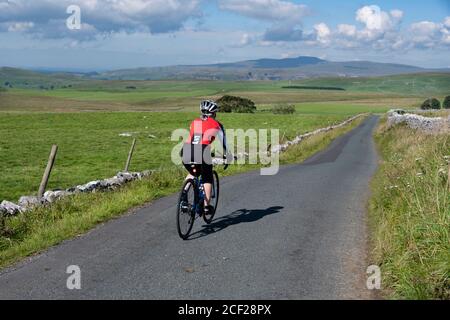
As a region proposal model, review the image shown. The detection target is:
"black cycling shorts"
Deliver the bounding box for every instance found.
[181,143,214,184]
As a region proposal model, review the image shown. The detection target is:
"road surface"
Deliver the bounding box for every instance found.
[0,116,379,299]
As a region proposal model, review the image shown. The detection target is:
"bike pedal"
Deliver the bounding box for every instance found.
[180,202,190,213]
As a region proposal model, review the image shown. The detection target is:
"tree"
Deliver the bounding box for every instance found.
[421,98,441,110]
[216,95,257,113]
[443,96,450,109]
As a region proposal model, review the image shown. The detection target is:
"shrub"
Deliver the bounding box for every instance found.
[443,96,450,109]
[272,104,296,114]
[421,98,441,110]
[216,95,256,113]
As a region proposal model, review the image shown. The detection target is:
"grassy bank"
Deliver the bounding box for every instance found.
[0,114,366,269]
[369,119,449,299]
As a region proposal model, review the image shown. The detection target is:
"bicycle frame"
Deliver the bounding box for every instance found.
[192,175,216,217]
[192,176,205,216]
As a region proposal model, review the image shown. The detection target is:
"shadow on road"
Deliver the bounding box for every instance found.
[188,206,284,240]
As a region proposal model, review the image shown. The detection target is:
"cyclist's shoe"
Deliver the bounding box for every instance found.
[180,203,190,214]
[180,192,190,213]
[204,205,215,217]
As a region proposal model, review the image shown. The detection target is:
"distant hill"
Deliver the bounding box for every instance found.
[90,56,449,81]
[207,56,326,69]
[1,56,450,86]
[0,67,84,89]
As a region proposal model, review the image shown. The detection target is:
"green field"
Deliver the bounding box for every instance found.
[1,72,448,112]
[1,72,448,201]
[0,111,355,202]
[286,73,450,95]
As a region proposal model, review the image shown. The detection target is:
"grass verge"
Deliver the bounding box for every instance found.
[369,118,449,299]
[0,114,367,269]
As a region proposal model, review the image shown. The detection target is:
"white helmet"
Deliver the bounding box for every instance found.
[200,100,219,115]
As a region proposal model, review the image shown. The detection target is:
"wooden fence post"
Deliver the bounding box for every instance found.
[448,164,450,191]
[124,138,137,172]
[38,145,58,198]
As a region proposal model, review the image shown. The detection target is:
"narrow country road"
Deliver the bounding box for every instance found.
[0,116,379,300]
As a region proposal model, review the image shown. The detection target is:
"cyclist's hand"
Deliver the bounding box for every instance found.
[223,152,235,163]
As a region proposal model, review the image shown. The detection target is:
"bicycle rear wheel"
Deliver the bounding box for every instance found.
[176,179,196,240]
[203,170,219,224]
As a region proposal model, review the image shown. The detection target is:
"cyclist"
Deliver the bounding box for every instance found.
[181,100,230,217]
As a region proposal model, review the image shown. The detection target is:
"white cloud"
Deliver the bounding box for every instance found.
[280,52,297,59]
[314,23,331,45]
[410,21,440,35]
[337,24,356,37]
[409,21,443,48]
[240,33,252,46]
[444,16,450,29]
[355,5,402,42]
[219,0,309,22]
[0,0,202,39]
[356,5,388,30]
[6,21,34,32]
[238,32,258,46]
[440,28,450,45]
[220,0,310,43]
[288,5,447,52]
[237,4,450,53]
[390,9,404,21]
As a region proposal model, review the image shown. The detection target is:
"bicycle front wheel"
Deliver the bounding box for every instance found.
[177,179,196,240]
[203,170,219,224]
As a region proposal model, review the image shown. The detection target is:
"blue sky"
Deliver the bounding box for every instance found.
[0,0,449,70]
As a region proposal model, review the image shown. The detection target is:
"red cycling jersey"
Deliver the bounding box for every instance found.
[186,116,226,148]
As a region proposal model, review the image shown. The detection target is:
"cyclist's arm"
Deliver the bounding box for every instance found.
[217,123,227,153]
[217,123,234,164]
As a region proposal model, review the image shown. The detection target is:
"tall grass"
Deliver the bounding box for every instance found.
[370,119,450,299]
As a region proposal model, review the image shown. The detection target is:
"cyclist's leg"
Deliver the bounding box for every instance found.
[202,163,214,207]
[182,163,196,189]
[200,144,214,207]
[181,143,199,186]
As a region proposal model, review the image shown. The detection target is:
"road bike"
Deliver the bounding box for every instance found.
[176,163,223,240]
